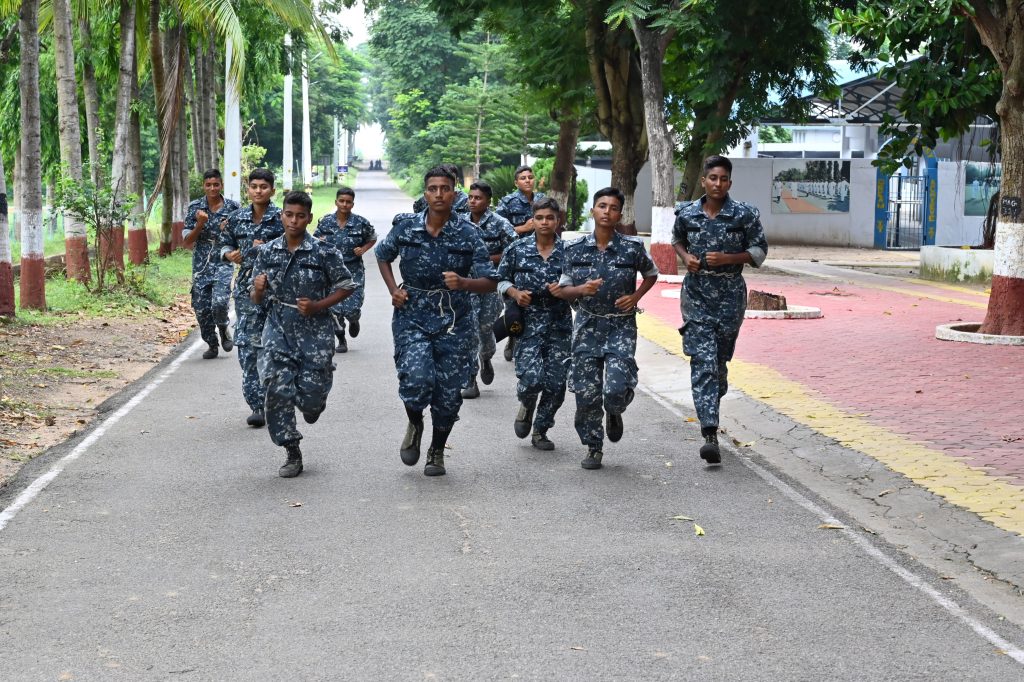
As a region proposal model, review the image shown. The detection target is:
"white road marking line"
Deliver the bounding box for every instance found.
[0,340,204,533]
[638,384,1024,666]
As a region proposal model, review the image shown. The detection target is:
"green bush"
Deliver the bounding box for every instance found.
[481,165,518,205]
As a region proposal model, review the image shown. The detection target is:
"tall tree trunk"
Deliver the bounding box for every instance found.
[126,52,146,264]
[187,40,204,175]
[0,152,13,317]
[173,47,190,251]
[548,109,580,230]
[78,13,102,187]
[53,0,90,282]
[584,14,647,232]
[634,19,677,273]
[18,0,45,310]
[205,40,220,171]
[979,86,1024,334]
[109,0,136,280]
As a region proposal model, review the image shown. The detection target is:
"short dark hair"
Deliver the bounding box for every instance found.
[283,190,313,213]
[424,165,456,187]
[703,155,732,175]
[469,181,493,199]
[592,186,624,209]
[248,168,275,187]
[336,186,355,199]
[514,165,533,180]
[202,169,222,181]
[532,197,560,215]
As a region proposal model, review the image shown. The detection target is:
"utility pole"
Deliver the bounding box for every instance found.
[301,53,312,192]
[283,34,293,191]
[223,42,241,201]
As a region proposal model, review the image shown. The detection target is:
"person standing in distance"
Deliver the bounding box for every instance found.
[673,155,767,465]
[375,166,498,477]
[497,165,546,362]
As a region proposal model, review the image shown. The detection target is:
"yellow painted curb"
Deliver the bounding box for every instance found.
[638,314,1024,536]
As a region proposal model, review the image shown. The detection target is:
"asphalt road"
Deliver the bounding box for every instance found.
[2,172,1023,680]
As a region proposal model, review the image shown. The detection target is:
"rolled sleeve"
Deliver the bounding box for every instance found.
[558,273,573,287]
[374,227,400,262]
[744,208,768,268]
[496,280,514,296]
[325,249,357,291]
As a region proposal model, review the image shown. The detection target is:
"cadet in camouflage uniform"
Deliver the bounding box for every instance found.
[673,155,767,465]
[462,180,516,399]
[252,191,355,478]
[376,166,497,477]
[555,187,659,470]
[412,163,469,214]
[496,197,572,450]
[218,168,285,428]
[313,186,377,353]
[496,165,546,362]
[183,169,240,359]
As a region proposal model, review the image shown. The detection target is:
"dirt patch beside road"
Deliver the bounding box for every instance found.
[0,297,195,488]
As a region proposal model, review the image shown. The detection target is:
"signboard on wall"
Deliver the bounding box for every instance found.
[771,160,851,214]
[963,162,1000,216]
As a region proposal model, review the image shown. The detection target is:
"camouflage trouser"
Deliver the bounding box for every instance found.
[260,350,333,446]
[395,313,474,431]
[682,319,741,429]
[331,267,365,332]
[467,292,500,383]
[234,295,268,412]
[568,354,638,449]
[190,267,233,347]
[515,331,570,432]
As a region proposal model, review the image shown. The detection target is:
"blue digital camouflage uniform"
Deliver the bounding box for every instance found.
[496,235,572,432]
[466,209,516,381]
[313,212,377,334]
[560,232,659,449]
[183,195,240,347]
[674,195,767,430]
[219,203,285,412]
[497,190,546,233]
[413,190,469,215]
[374,210,496,430]
[252,234,355,446]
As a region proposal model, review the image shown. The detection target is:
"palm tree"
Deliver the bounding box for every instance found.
[0,152,13,317]
[18,0,45,310]
[53,0,89,281]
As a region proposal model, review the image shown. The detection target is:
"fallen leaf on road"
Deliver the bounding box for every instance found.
[665,461,673,467]
[1002,435,1023,443]
[915,390,923,394]
[684,417,697,422]
[694,524,706,536]
[877,489,895,497]
[288,502,303,508]
[570,646,586,652]
[883,311,892,315]
[731,438,755,447]
[940,575,956,580]
[819,523,845,530]
[861,527,878,535]
[671,515,694,521]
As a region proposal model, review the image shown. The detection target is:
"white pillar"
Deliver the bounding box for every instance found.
[283,34,293,191]
[223,42,242,202]
[301,54,312,192]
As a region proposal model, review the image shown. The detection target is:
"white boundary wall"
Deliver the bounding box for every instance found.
[935,161,986,247]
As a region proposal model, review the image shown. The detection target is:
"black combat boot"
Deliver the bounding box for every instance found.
[461,376,480,399]
[349,319,360,338]
[503,338,514,362]
[606,412,624,443]
[246,410,265,427]
[218,324,233,352]
[279,443,303,478]
[479,356,494,385]
[400,419,424,466]
[423,447,446,476]
[335,330,348,354]
[581,447,603,470]
[531,430,554,451]
[513,400,536,439]
[202,344,218,359]
[700,427,721,465]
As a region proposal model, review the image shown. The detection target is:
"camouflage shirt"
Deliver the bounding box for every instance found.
[375,210,496,335]
[183,195,240,280]
[672,195,767,276]
[496,234,572,339]
[219,202,285,291]
[497,189,546,228]
[313,212,377,273]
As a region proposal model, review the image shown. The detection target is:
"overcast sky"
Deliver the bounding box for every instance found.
[336,1,371,49]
